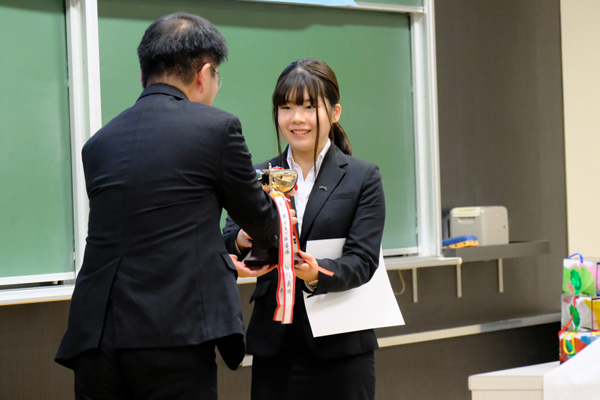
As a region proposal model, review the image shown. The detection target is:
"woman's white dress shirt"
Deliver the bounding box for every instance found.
[286,140,331,237]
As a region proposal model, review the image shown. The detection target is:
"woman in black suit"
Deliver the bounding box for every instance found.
[223,58,385,400]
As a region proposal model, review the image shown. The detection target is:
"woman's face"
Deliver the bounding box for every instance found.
[277,89,340,156]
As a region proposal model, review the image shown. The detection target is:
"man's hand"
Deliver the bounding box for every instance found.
[229,255,276,278]
[236,229,253,251]
[264,185,298,225]
[237,200,297,249]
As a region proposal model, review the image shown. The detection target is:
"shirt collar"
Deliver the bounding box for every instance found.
[286,140,331,178]
[138,83,188,102]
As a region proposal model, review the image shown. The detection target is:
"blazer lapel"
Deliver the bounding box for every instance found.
[299,146,348,245]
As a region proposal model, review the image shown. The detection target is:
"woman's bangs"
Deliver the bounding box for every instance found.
[273,70,322,107]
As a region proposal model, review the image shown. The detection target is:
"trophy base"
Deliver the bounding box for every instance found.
[244,246,303,269]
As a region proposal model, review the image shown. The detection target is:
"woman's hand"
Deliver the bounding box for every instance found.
[236,229,253,251]
[229,255,276,278]
[294,250,319,282]
[289,208,297,227]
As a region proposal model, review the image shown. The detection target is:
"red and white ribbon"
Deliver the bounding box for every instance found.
[271,191,295,324]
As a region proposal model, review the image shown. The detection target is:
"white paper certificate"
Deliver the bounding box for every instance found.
[303,239,405,337]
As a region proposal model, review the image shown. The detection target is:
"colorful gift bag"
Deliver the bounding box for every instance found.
[561,295,600,331]
[562,254,598,297]
[559,331,600,363]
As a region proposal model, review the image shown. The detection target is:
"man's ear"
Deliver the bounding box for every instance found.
[196,63,212,94]
[140,72,143,87]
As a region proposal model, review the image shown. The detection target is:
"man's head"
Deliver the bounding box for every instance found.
[138,13,227,105]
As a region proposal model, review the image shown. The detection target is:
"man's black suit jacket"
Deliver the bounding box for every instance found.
[56,84,280,369]
[223,145,385,359]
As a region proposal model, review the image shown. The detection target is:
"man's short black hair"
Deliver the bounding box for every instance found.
[137,13,228,87]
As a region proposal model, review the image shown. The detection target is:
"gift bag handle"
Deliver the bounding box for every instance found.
[569,253,584,263]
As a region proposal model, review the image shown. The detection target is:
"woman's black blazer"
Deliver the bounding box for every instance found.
[223,144,386,359]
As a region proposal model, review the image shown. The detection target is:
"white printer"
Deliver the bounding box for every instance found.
[449,206,509,246]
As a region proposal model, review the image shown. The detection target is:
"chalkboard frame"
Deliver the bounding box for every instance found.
[0,0,75,287]
[0,0,440,303]
[240,0,425,12]
[219,0,441,259]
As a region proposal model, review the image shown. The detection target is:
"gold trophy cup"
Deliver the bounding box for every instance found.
[244,165,303,267]
[265,167,297,195]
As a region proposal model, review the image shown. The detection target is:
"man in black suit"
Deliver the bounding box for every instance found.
[56,13,280,400]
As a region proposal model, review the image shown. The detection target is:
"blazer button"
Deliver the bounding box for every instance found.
[271,234,278,244]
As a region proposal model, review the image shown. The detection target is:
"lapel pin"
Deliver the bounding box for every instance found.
[319,186,327,191]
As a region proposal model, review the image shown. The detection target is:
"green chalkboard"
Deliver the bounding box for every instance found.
[98,0,417,251]
[0,0,74,279]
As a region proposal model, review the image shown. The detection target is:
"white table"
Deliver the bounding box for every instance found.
[468,362,559,400]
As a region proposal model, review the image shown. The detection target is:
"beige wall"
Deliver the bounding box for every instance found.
[561,0,600,256]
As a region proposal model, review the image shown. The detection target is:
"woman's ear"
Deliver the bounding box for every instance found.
[332,103,342,124]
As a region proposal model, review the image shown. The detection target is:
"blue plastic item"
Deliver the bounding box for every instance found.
[443,235,479,249]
